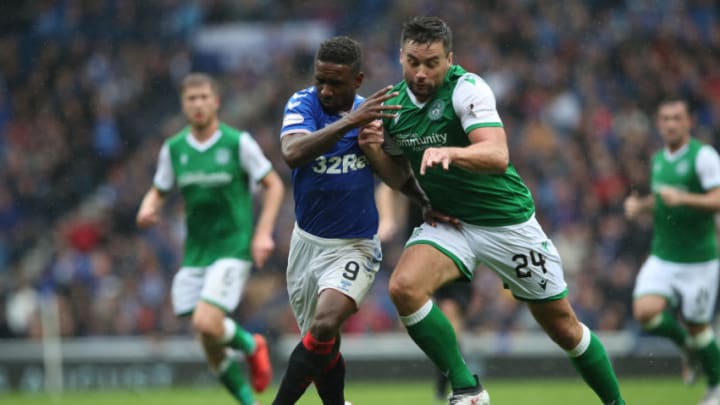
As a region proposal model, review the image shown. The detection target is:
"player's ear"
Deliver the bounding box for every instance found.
[354,71,364,89]
[447,51,454,65]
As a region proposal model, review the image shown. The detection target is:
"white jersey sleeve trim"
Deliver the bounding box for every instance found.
[696,145,720,190]
[280,128,311,138]
[452,73,503,133]
[239,132,273,183]
[153,143,174,192]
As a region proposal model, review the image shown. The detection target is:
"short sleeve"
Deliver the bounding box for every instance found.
[452,73,503,133]
[696,145,720,190]
[239,132,273,183]
[280,89,318,138]
[153,143,174,192]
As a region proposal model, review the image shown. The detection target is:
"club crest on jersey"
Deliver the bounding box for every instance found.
[427,99,445,121]
[180,154,188,165]
[675,160,689,175]
[215,148,231,165]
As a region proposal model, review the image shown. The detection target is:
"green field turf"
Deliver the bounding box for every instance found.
[6,378,703,405]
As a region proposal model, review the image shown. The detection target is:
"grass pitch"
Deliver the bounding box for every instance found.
[7,377,702,405]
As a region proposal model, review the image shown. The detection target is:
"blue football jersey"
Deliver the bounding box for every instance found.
[280,87,379,238]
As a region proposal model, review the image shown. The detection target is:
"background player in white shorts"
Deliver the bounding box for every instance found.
[625,99,720,405]
[137,73,284,405]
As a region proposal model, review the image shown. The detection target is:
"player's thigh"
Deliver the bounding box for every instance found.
[632,256,677,313]
[200,258,252,313]
[397,222,476,291]
[316,236,383,313]
[171,267,205,316]
[468,217,567,301]
[286,230,321,334]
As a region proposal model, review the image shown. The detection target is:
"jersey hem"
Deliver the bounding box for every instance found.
[405,240,471,279]
[648,254,719,265]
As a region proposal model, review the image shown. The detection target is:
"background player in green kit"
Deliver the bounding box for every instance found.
[625,99,720,405]
[136,73,285,405]
[358,17,625,405]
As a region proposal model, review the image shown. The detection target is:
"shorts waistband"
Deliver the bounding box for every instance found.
[293,224,376,247]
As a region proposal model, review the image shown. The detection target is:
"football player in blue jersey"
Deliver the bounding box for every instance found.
[272,36,438,405]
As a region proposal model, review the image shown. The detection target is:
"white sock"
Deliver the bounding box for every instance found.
[566,323,591,358]
[222,318,236,344]
[399,300,433,327]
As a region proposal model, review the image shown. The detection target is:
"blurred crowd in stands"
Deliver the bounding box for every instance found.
[1,0,719,342]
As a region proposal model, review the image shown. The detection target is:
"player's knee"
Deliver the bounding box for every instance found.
[388,274,421,306]
[547,321,581,350]
[309,316,341,341]
[192,315,224,339]
[633,305,661,326]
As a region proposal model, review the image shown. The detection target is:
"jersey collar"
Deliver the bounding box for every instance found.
[186,129,222,152]
[663,141,690,162]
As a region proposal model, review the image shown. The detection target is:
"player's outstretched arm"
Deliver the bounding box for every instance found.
[658,186,720,211]
[136,187,166,229]
[420,126,509,175]
[375,183,408,242]
[281,86,400,168]
[358,120,413,189]
[252,170,285,268]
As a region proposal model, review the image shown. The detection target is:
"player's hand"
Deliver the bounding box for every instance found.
[420,147,453,175]
[136,208,160,229]
[251,233,275,268]
[358,119,384,150]
[623,192,642,219]
[422,205,462,230]
[344,85,400,128]
[658,186,686,207]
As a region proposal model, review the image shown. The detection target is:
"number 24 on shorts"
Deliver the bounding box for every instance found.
[512,251,547,278]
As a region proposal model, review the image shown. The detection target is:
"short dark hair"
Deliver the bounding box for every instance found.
[181,73,220,95]
[657,97,691,115]
[401,16,452,55]
[316,36,363,73]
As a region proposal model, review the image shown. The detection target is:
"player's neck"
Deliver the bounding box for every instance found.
[666,136,690,153]
[191,119,220,142]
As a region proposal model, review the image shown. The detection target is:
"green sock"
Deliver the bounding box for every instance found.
[223,318,256,354]
[402,301,476,390]
[219,358,255,405]
[568,325,623,405]
[690,329,720,386]
[644,311,689,347]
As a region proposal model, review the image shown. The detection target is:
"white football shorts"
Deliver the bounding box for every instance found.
[634,255,719,323]
[406,215,568,301]
[287,225,382,334]
[171,258,252,315]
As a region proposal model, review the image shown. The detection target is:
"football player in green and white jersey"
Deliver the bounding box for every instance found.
[137,73,284,405]
[625,99,720,405]
[359,17,625,405]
